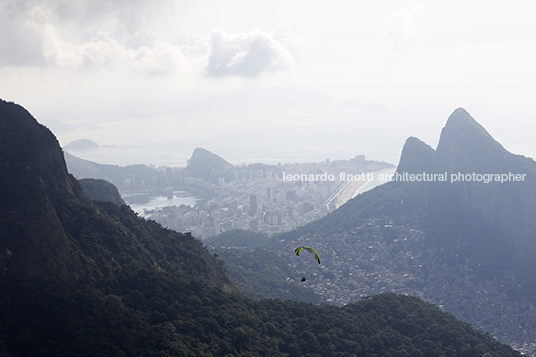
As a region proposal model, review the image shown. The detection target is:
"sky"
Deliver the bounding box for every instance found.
[1,0,536,166]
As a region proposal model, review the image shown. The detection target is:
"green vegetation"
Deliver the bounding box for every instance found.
[205,229,279,249]
[78,178,125,205]
[277,181,427,247]
[0,275,521,356]
[212,247,321,303]
[0,99,523,356]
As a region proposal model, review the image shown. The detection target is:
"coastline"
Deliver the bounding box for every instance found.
[325,167,396,210]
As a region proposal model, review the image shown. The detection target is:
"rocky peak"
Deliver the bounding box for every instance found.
[396,136,436,174]
[186,147,234,182]
[436,108,509,172]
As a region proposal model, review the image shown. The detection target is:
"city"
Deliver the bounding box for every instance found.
[132,156,394,239]
[284,218,536,355]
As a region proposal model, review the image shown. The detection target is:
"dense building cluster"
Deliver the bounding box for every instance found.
[285,218,536,356]
[145,158,392,239]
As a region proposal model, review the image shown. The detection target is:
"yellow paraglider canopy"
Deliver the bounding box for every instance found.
[294,246,321,264]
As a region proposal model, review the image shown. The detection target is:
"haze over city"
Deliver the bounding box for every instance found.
[4,2,536,355]
[1,0,536,166]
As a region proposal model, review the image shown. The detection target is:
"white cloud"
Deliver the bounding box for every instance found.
[124,29,160,50]
[129,41,185,75]
[382,6,421,52]
[173,33,211,58]
[206,29,296,78]
[0,4,46,66]
[0,6,187,75]
[2,0,173,34]
[0,2,304,78]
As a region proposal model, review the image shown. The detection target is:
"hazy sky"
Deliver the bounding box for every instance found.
[1,0,535,166]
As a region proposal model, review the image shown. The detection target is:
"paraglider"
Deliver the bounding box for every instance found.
[294,246,321,264]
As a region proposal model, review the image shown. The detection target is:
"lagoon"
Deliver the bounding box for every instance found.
[123,190,200,218]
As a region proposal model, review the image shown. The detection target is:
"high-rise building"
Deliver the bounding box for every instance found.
[249,194,258,216]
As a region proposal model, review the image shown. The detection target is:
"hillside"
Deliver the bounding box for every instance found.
[276,108,536,269]
[65,151,159,189]
[78,178,125,205]
[216,108,535,354]
[184,147,235,183]
[0,99,521,356]
[210,246,322,303]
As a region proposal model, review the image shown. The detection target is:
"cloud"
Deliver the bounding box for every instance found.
[173,33,211,58]
[0,2,302,78]
[0,4,46,66]
[0,0,185,74]
[206,29,296,78]
[0,5,186,75]
[2,0,173,35]
[382,6,421,52]
[124,29,160,50]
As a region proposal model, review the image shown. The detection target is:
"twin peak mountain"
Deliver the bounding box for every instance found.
[396,108,536,263]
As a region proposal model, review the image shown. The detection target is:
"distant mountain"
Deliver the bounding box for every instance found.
[280,108,536,263]
[65,151,159,189]
[64,138,99,150]
[361,103,390,112]
[238,107,535,354]
[0,99,232,283]
[0,99,521,356]
[395,136,435,174]
[390,108,536,263]
[184,147,235,183]
[432,108,536,263]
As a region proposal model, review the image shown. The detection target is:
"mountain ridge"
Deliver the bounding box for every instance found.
[0,98,232,286]
[0,99,523,356]
[204,107,536,354]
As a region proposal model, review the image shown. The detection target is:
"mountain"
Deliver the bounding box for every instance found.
[245,107,536,354]
[64,139,99,150]
[210,246,322,303]
[0,99,232,284]
[396,136,436,174]
[280,108,536,262]
[0,99,522,356]
[184,147,235,183]
[65,151,159,189]
[432,108,536,263]
[78,178,125,205]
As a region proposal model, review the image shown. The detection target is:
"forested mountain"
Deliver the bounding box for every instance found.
[211,246,322,303]
[205,109,536,354]
[0,99,521,356]
[78,178,125,205]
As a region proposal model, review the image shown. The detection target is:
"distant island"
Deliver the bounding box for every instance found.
[64,138,99,150]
